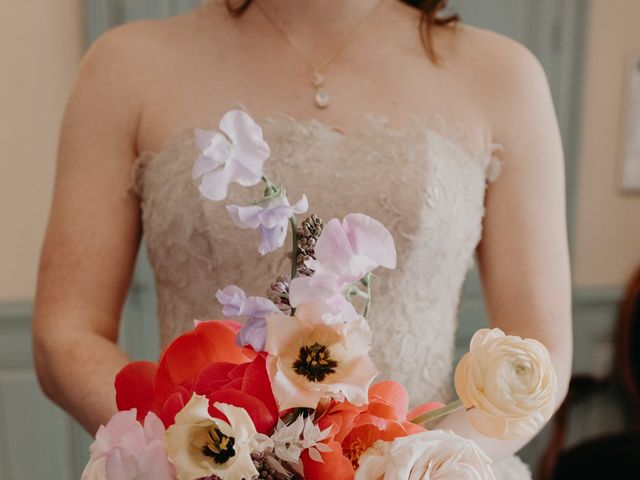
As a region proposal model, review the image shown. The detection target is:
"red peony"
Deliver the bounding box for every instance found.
[114,320,278,433]
[193,354,278,434]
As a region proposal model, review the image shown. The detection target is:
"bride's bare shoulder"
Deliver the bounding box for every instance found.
[81,5,229,80]
[442,24,551,124]
[446,23,546,84]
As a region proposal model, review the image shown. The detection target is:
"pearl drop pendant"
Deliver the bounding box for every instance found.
[312,70,330,109]
[314,89,330,109]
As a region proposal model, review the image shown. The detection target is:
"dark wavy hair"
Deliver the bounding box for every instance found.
[224,0,459,62]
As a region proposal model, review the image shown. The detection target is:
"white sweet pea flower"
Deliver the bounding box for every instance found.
[355,430,496,480]
[270,415,332,464]
[289,213,396,309]
[454,328,558,440]
[165,394,270,480]
[216,285,280,351]
[264,307,377,410]
[193,110,270,201]
[227,192,308,255]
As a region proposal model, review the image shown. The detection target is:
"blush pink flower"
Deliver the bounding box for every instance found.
[81,410,174,480]
[289,213,396,309]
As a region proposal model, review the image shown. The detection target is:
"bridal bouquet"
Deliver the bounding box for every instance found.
[83,110,557,480]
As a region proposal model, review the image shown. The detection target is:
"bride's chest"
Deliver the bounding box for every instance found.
[134,116,496,274]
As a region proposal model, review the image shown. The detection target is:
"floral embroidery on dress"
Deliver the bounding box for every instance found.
[130,113,531,478]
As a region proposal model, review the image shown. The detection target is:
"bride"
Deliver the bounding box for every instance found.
[32,0,572,477]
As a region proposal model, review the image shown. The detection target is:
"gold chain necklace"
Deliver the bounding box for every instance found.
[255,0,386,109]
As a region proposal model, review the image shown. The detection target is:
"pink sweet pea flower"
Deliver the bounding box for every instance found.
[192,110,270,201]
[289,213,396,309]
[227,193,308,255]
[81,410,175,480]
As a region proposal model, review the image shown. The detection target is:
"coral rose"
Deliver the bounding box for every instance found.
[301,381,442,478]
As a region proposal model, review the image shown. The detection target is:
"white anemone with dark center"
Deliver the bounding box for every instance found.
[165,395,271,480]
[264,302,378,410]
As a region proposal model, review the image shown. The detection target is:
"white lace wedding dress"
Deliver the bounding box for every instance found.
[131,112,532,479]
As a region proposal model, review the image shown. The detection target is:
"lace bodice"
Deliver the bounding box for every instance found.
[131,113,531,478]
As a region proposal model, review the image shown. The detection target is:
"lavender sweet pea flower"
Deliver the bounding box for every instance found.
[289,213,396,310]
[215,286,280,351]
[236,317,270,353]
[227,194,309,255]
[192,110,270,201]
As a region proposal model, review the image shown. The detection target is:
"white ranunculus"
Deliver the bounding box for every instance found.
[454,328,558,440]
[165,394,270,480]
[355,430,496,480]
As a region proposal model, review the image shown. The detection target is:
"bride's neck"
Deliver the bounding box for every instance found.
[255,0,385,36]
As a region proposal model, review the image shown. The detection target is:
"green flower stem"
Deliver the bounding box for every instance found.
[362,273,372,318]
[410,399,464,425]
[290,216,298,281]
[289,215,299,317]
[261,176,279,197]
[353,290,370,300]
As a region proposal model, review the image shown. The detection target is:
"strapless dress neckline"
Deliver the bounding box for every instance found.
[132,112,502,182]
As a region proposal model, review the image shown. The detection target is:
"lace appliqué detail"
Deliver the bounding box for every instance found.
[133,114,503,408]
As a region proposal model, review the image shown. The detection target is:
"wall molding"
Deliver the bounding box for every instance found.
[0,301,33,369]
[0,300,32,322]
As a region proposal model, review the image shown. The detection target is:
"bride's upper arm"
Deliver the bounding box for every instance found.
[474,33,572,396]
[33,23,153,343]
